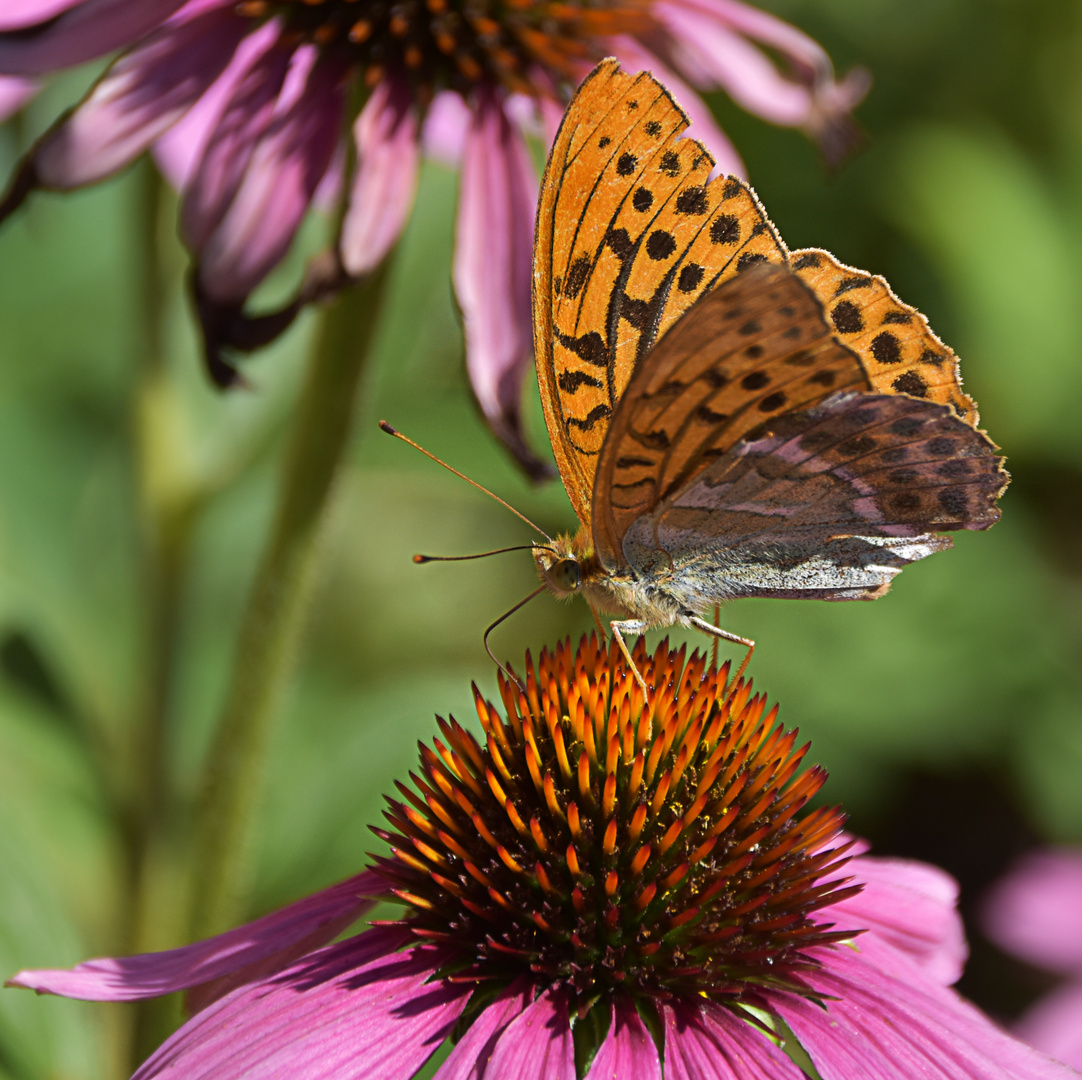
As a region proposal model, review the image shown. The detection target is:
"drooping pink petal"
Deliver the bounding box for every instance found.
[0,76,35,121]
[179,21,290,251]
[339,72,420,277]
[131,929,467,1080]
[154,15,283,192]
[196,47,346,302]
[453,87,549,478]
[823,854,967,987]
[8,870,379,1002]
[608,35,745,178]
[0,0,82,32]
[773,945,1077,1080]
[0,0,189,74]
[1015,979,1082,1070]
[483,988,575,1079]
[585,1000,662,1080]
[29,6,243,190]
[422,90,471,167]
[653,3,813,126]
[433,981,532,1080]
[983,849,1082,974]
[663,1001,805,1080]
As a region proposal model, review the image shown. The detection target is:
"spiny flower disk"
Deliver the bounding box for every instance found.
[235,0,650,93]
[374,636,858,1011]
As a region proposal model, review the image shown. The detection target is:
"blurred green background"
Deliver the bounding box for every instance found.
[0,0,1080,1075]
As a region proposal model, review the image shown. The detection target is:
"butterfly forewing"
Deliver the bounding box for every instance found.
[534,57,783,531]
[591,263,871,566]
[790,249,978,424]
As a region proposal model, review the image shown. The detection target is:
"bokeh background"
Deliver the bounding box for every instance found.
[1,0,1080,1076]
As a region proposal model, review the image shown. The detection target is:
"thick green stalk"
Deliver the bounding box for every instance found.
[188,267,386,941]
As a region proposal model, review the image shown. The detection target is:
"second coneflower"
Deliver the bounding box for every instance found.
[0,0,867,473]
[8,636,1073,1079]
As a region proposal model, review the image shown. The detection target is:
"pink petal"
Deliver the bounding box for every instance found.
[983,849,1082,974]
[0,75,35,121]
[154,15,283,192]
[131,930,467,1080]
[653,2,813,126]
[483,989,575,1079]
[453,88,548,477]
[1015,979,1082,1070]
[0,0,82,32]
[30,6,243,190]
[607,36,745,178]
[823,854,967,987]
[433,981,531,1080]
[8,870,379,1002]
[422,90,471,167]
[197,48,346,302]
[179,21,290,250]
[339,72,419,277]
[586,1000,662,1080]
[663,1001,806,1080]
[0,0,188,74]
[773,945,1077,1080]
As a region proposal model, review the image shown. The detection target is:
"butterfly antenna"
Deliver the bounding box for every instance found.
[379,421,552,541]
[483,584,548,692]
[414,545,556,564]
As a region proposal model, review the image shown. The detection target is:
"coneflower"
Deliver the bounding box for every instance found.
[0,0,866,471]
[12,635,1063,1080]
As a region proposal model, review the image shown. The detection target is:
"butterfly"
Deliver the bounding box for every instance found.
[530,59,1008,686]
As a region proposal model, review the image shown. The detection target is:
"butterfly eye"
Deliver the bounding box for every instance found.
[547,558,582,594]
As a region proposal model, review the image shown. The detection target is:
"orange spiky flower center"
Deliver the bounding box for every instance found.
[373,635,859,1014]
[234,0,651,95]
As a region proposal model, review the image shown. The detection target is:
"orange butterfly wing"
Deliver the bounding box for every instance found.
[789,249,978,424]
[591,262,870,566]
[533,58,784,531]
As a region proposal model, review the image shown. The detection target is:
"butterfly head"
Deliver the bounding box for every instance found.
[533,534,585,598]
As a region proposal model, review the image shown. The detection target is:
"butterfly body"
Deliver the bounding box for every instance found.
[531,61,1008,681]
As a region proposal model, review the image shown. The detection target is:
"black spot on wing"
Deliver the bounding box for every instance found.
[567,403,612,432]
[558,370,602,394]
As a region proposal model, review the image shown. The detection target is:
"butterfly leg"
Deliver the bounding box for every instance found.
[610,620,651,699]
[687,615,755,685]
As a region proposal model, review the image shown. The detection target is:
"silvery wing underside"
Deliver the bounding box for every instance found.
[621,391,1006,605]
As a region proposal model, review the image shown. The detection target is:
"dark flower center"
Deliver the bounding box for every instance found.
[375,636,859,1019]
[236,0,651,94]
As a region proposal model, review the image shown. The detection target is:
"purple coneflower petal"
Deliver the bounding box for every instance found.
[0,76,35,121]
[131,928,467,1080]
[663,1001,804,1080]
[482,988,575,1079]
[982,848,1082,973]
[585,1000,662,1080]
[454,88,548,478]
[179,20,290,252]
[0,0,189,74]
[609,36,745,178]
[422,90,471,168]
[0,0,82,31]
[1015,980,1082,1070]
[27,6,242,191]
[196,47,345,303]
[340,73,420,278]
[8,870,379,1002]
[826,854,967,987]
[432,981,531,1080]
[653,2,813,126]
[775,946,1077,1080]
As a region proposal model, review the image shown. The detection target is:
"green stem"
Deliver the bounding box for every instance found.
[188,266,387,941]
[124,162,199,1069]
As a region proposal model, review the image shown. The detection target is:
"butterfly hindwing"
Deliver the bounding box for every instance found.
[621,392,1006,601]
[591,263,870,566]
[534,57,784,531]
